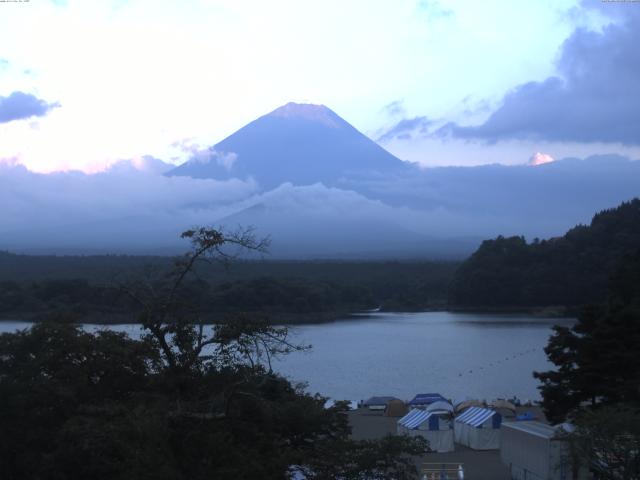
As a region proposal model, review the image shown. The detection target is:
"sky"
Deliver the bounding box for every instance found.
[0,0,639,172]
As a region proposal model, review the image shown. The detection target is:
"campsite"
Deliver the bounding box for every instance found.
[350,394,585,480]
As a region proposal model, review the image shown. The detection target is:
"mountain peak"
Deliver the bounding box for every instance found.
[268,102,340,127]
[167,101,408,189]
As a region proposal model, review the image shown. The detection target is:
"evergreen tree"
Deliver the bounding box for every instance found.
[534,250,640,423]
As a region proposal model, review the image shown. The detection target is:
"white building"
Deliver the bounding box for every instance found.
[500,421,588,480]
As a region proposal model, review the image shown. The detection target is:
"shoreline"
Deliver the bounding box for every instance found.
[0,305,576,326]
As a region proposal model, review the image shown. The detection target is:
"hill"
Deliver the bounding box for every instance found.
[449,198,640,308]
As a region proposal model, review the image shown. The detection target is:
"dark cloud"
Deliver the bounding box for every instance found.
[377,116,432,142]
[439,8,640,145]
[0,91,59,124]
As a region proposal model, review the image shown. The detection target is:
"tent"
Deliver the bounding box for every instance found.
[454,406,502,450]
[426,400,454,414]
[491,399,516,412]
[397,409,454,452]
[454,399,484,413]
[362,396,398,410]
[490,399,517,420]
[501,421,588,480]
[384,399,409,417]
[408,393,447,407]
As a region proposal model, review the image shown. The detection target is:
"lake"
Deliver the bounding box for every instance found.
[0,311,573,403]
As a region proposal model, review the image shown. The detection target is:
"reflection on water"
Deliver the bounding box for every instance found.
[0,311,574,403]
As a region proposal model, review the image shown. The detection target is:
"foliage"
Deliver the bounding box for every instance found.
[561,405,640,480]
[534,250,640,423]
[0,227,426,479]
[450,198,640,307]
[0,260,457,321]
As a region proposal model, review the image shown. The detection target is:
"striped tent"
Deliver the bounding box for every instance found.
[397,409,454,452]
[454,407,502,450]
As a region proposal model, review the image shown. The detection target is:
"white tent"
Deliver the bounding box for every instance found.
[426,400,454,414]
[454,406,501,450]
[397,409,454,453]
[500,422,588,480]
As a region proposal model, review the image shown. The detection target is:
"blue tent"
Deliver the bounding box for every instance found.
[408,393,447,406]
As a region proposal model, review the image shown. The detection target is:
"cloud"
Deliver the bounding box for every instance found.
[382,99,405,117]
[0,91,59,124]
[171,139,238,171]
[528,152,554,166]
[105,155,174,175]
[0,164,258,251]
[439,8,640,145]
[377,116,432,142]
[1,154,639,255]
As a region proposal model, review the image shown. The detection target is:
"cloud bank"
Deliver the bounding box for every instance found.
[438,8,640,145]
[1,154,638,257]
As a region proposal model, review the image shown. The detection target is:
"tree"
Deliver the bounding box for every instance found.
[0,226,427,480]
[534,250,640,423]
[561,405,640,480]
[450,199,640,308]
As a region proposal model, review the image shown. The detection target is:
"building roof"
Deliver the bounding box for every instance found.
[455,406,499,427]
[502,421,562,439]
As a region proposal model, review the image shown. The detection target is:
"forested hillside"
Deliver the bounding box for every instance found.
[0,256,457,323]
[449,199,640,308]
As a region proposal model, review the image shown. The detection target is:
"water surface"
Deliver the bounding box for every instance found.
[274,312,572,403]
[1,312,572,403]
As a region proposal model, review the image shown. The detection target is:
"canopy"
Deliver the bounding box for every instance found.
[397,409,454,452]
[455,406,501,428]
[454,399,484,413]
[426,400,454,413]
[408,393,446,406]
[398,409,438,430]
[490,399,517,412]
[454,407,502,450]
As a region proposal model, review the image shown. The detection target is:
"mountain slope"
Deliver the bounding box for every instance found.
[213,182,480,259]
[449,198,640,308]
[166,102,410,189]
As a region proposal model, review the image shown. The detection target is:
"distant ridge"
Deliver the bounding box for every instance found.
[449,198,640,308]
[166,102,410,189]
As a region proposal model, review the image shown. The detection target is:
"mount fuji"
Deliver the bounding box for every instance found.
[167,102,413,189]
